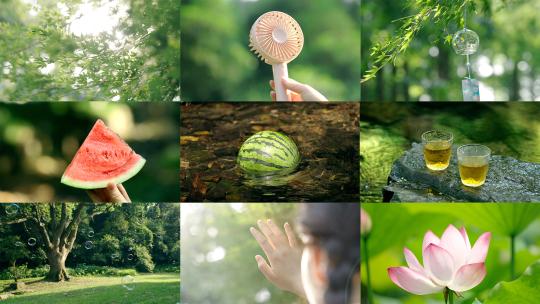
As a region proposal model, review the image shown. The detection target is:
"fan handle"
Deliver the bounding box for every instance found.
[272,63,289,102]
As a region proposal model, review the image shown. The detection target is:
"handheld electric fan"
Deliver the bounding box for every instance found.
[249,11,304,101]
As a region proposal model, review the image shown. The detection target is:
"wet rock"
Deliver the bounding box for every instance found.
[384,143,540,202]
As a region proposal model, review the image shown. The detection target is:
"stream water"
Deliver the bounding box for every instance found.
[181,103,360,202]
[360,103,540,202]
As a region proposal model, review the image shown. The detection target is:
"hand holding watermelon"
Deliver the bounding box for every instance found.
[61,120,145,202]
[87,183,131,203]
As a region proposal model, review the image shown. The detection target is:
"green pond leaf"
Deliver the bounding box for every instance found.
[404,204,540,236]
[483,260,540,304]
[362,204,455,257]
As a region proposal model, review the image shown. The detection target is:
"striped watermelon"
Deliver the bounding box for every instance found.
[61,120,145,189]
[237,131,300,176]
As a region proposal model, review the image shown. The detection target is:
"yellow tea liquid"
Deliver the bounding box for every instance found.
[459,163,489,187]
[423,142,452,171]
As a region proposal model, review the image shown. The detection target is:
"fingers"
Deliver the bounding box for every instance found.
[86,190,102,203]
[281,78,310,94]
[269,80,275,90]
[290,92,303,102]
[284,222,298,248]
[250,227,274,258]
[267,219,288,247]
[281,77,328,102]
[87,184,130,203]
[270,91,276,102]
[117,184,131,202]
[255,255,276,282]
[257,219,276,249]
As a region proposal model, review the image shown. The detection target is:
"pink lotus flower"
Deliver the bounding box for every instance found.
[388,224,491,295]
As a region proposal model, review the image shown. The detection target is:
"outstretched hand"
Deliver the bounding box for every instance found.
[250,219,306,298]
[87,183,131,203]
[270,78,328,102]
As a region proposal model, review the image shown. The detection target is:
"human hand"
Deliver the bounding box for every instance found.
[270,78,328,102]
[87,183,131,203]
[250,219,306,298]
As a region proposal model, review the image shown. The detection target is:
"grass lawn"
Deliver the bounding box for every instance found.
[0,273,179,304]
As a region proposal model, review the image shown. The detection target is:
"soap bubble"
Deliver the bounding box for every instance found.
[15,241,24,247]
[87,230,94,238]
[84,241,93,250]
[30,254,36,260]
[5,204,19,215]
[127,254,134,261]
[27,238,37,246]
[128,247,133,252]
[452,29,479,55]
[111,253,119,260]
[121,275,134,291]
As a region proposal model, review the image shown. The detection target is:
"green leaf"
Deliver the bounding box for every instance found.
[404,204,540,237]
[484,260,540,303]
[361,204,455,257]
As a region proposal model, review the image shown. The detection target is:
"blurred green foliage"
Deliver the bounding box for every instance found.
[0,203,179,276]
[362,203,540,304]
[0,102,179,202]
[181,203,304,304]
[0,0,180,101]
[181,0,360,101]
[361,0,540,101]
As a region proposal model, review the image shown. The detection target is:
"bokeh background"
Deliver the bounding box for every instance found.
[361,203,540,303]
[181,0,360,101]
[0,102,179,202]
[0,0,180,101]
[360,102,540,202]
[361,0,540,101]
[181,203,304,304]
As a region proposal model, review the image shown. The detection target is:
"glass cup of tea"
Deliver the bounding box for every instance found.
[457,144,491,187]
[422,130,453,171]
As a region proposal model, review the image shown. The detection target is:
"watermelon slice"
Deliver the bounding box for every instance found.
[61,119,146,189]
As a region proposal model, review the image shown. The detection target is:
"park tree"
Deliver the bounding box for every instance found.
[0,203,179,282]
[0,203,112,282]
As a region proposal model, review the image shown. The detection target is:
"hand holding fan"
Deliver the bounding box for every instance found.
[249,11,304,101]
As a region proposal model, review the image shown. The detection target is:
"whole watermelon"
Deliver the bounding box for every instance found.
[237,131,300,176]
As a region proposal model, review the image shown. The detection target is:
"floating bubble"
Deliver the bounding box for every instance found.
[87,230,94,238]
[121,275,134,291]
[15,241,24,247]
[452,29,479,56]
[27,238,37,246]
[5,204,19,215]
[127,254,134,261]
[30,254,36,260]
[111,253,119,260]
[128,247,133,252]
[84,241,93,250]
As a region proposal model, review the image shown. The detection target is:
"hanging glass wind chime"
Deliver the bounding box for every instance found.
[452,6,480,101]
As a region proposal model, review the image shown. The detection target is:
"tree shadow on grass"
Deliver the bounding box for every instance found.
[2,281,179,304]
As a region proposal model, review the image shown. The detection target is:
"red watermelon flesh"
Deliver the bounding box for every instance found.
[61,119,146,189]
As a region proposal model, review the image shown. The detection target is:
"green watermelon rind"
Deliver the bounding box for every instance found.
[61,157,146,190]
[237,131,300,176]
